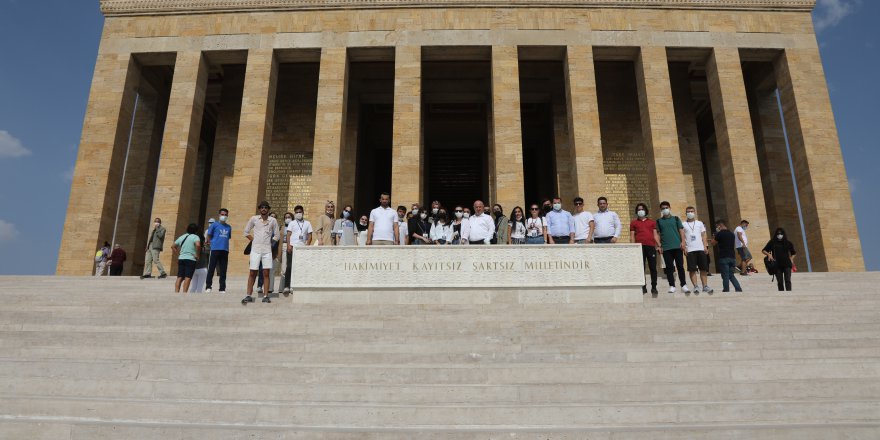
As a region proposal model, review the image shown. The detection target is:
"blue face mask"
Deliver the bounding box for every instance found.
[343,211,351,219]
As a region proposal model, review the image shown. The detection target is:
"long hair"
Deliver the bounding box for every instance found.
[510,206,526,230]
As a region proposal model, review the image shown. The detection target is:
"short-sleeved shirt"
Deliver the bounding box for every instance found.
[546,209,575,237]
[573,212,594,241]
[286,220,313,247]
[630,218,657,247]
[244,215,280,254]
[714,229,736,259]
[525,217,545,238]
[683,220,707,253]
[174,234,201,261]
[734,226,748,249]
[656,216,684,251]
[369,206,398,242]
[333,218,357,246]
[397,220,408,246]
[206,222,232,252]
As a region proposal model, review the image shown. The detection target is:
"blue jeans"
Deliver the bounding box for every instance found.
[525,236,545,244]
[718,257,742,292]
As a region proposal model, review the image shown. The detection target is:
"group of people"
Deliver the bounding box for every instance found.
[119,192,798,303]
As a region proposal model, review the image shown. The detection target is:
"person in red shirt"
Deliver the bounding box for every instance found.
[108,244,127,276]
[630,203,661,295]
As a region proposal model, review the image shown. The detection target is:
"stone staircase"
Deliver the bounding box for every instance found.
[0,272,879,439]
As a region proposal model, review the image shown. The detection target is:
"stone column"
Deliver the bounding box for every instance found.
[564,45,605,200]
[149,51,209,274]
[774,48,864,271]
[57,51,140,275]
[669,62,711,219]
[308,47,349,219]
[225,49,279,275]
[552,99,576,203]
[705,47,769,241]
[491,45,525,210]
[635,46,688,213]
[391,46,423,208]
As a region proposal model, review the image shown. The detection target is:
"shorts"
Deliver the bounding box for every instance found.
[687,251,709,272]
[177,259,197,279]
[737,247,753,261]
[372,240,394,246]
[249,251,273,271]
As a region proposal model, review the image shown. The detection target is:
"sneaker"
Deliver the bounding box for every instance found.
[140,275,152,279]
[682,285,691,294]
[651,287,658,295]
[205,288,212,293]
[257,287,263,294]
[241,295,255,305]
[219,290,226,294]
[668,286,676,294]
[262,296,271,303]
[703,286,714,294]
[158,274,168,279]
[642,286,648,294]
[735,289,743,293]
[283,288,291,295]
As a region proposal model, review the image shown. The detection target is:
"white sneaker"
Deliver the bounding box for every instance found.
[283,288,291,294]
[205,288,212,293]
[219,290,226,294]
[682,285,691,294]
[668,286,676,294]
[703,286,714,294]
[257,288,263,294]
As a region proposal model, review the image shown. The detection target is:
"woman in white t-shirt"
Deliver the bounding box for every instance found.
[525,204,548,244]
[332,205,358,246]
[508,206,526,244]
[430,209,454,244]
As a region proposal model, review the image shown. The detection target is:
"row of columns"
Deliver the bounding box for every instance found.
[58,44,864,275]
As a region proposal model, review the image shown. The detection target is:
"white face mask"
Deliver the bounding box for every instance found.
[360,221,367,226]
[686,212,695,220]
[553,203,562,211]
[154,222,160,228]
[463,213,470,219]
[455,212,463,219]
[284,218,292,225]
[661,208,671,217]
[420,213,427,220]
[777,234,784,240]
[343,211,350,219]
[411,208,419,215]
[219,215,228,223]
[637,210,646,218]
[432,208,439,215]
[294,213,303,221]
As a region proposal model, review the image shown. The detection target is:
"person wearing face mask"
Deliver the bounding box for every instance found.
[367,192,400,245]
[491,204,509,245]
[656,201,689,294]
[545,197,575,244]
[278,212,294,293]
[465,201,495,245]
[315,201,336,246]
[541,199,553,218]
[463,207,472,220]
[356,215,369,246]
[408,203,432,245]
[430,209,454,244]
[572,197,595,244]
[592,197,621,244]
[283,206,313,293]
[257,212,281,295]
[734,220,755,276]
[629,203,661,295]
[712,220,743,293]
[333,204,358,246]
[452,206,467,244]
[525,204,548,244]
[429,201,442,226]
[763,228,797,292]
[141,217,168,279]
[683,206,713,294]
[508,206,527,245]
[395,206,409,246]
[205,208,232,293]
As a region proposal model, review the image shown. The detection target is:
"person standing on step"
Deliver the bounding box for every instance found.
[572,197,595,245]
[333,204,358,246]
[525,204,548,244]
[172,223,202,293]
[656,201,689,294]
[242,201,280,304]
[491,204,509,245]
[629,203,661,295]
[408,203,432,245]
[284,206,313,295]
[257,212,280,295]
[713,220,743,293]
[141,217,167,279]
[396,206,409,246]
[684,206,713,294]
[546,197,575,244]
[465,200,495,245]
[108,243,127,276]
[508,206,527,245]
[762,227,797,292]
[316,201,336,246]
[366,192,399,246]
[592,197,621,244]
[205,208,232,294]
[430,209,454,244]
[451,206,467,244]
[429,200,442,227]
[95,241,111,277]
[735,220,754,276]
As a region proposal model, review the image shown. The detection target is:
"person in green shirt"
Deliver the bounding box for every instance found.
[172,223,202,294]
[655,201,688,294]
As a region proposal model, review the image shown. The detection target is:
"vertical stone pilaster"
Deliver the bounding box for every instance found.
[206,66,245,220]
[57,50,140,275]
[552,99,576,204]
[564,45,605,200]
[706,47,769,242]
[774,48,864,271]
[150,51,210,274]
[391,46,422,207]
[635,46,688,212]
[669,62,711,219]
[225,49,279,275]
[491,45,525,210]
[308,47,349,219]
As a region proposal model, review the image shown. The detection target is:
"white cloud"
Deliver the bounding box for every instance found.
[0,130,31,158]
[0,220,18,242]
[813,0,859,32]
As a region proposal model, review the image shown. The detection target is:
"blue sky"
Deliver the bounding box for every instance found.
[0,0,877,274]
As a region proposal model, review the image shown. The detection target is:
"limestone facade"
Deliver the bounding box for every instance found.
[57,0,864,275]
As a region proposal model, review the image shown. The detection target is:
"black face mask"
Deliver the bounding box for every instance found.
[542,206,551,214]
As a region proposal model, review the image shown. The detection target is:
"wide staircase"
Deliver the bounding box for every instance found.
[0,272,879,439]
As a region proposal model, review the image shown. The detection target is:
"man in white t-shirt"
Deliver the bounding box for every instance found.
[367,192,399,245]
[734,219,754,275]
[684,206,713,294]
[572,196,595,244]
[466,200,495,244]
[283,205,313,293]
[396,205,409,246]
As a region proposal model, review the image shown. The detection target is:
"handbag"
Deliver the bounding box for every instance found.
[243,242,252,255]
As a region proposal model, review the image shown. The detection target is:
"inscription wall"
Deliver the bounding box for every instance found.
[265,152,313,215]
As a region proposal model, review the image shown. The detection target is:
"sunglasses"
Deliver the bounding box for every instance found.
[530,208,540,211]
[574,202,583,205]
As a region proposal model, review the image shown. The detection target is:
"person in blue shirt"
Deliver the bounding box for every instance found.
[545,197,575,244]
[205,208,232,293]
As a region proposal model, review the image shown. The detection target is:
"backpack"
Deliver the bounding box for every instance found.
[763,256,779,280]
[94,250,103,262]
